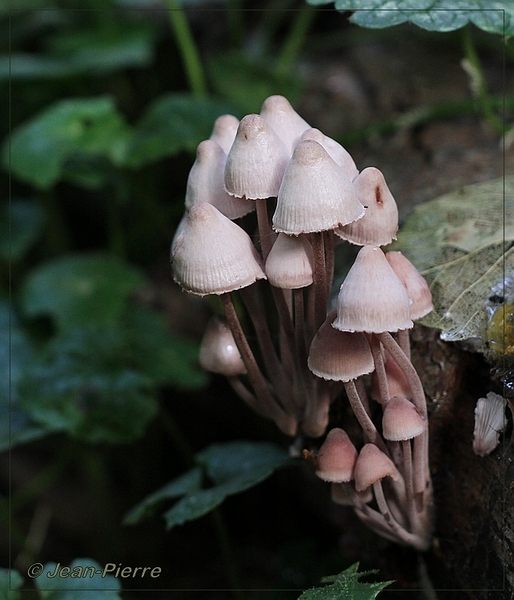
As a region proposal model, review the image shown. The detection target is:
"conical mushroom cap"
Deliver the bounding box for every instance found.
[185,140,254,220]
[171,202,266,296]
[199,316,247,376]
[335,167,398,246]
[354,443,399,492]
[385,251,433,320]
[382,395,424,441]
[308,310,374,382]
[209,114,239,154]
[260,94,310,155]
[265,233,314,289]
[300,128,359,180]
[315,428,358,483]
[224,114,289,199]
[333,245,413,333]
[273,140,365,235]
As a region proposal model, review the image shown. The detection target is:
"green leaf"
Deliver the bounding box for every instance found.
[21,253,144,332]
[0,200,45,262]
[0,299,55,453]
[18,325,159,444]
[0,567,23,599]
[125,93,239,167]
[5,97,132,189]
[35,558,121,599]
[123,467,203,525]
[123,307,207,390]
[208,51,304,115]
[298,563,392,600]
[125,441,292,529]
[197,440,292,485]
[306,0,514,37]
[392,176,514,343]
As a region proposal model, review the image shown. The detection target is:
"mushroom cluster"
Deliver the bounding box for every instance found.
[171,95,433,551]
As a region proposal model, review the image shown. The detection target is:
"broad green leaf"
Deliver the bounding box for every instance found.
[197,440,293,485]
[207,51,304,114]
[21,253,144,332]
[306,0,514,37]
[0,299,55,453]
[0,567,23,599]
[35,558,121,599]
[124,93,239,167]
[5,97,132,189]
[123,307,207,390]
[126,441,292,529]
[392,177,514,343]
[163,485,229,529]
[298,563,392,600]
[46,23,155,74]
[18,325,158,444]
[0,200,45,262]
[123,467,203,525]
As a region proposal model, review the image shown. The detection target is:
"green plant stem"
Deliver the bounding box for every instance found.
[164,0,208,98]
[226,0,245,49]
[461,25,503,134]
[211,508,246,600]
[275,5,316,75]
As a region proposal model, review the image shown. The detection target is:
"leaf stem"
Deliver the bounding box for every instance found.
[164,0,208,98]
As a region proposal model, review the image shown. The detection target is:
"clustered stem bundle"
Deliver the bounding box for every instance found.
[171,95,434,551]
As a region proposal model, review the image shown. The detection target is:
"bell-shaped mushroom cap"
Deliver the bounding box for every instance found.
[199,316,247,376]
[224,114,289,199]
[185,140,254,220]
[260,94,311,155]
[300,128,359,180]
[333,245,413,333]
[308,310,374,381]
[385,251,434,320]
[382,395,424,441]
[335,167,398,246]
[171,202,266,296]
[209,114,239,154]
[272,140,365,235]
[354,443,400,492]
[265,233,314,289]
[473,391,507,457]
[315,428,358,483]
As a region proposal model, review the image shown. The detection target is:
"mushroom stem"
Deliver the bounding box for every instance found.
[221,292,297,435]
[324,231,335,298]
[344,380,388,454]
[240,285,291,405]
[376,332,429,501]
[368,334,390,405]
[310,232,328,332]
[255,197,273,260]
[397,328,411,361]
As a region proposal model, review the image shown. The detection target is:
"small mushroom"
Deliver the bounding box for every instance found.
[382,395,424,442]
[273,139,364,235]
[473,391,507,457]
[209,114,239,154]
[199,316,247,376]
[224,114,289,199]
[260,94,311,155]
[185,139,254,220]
[354,443,400,493]
[171,202,266,296]
[332,245,413,334]
[315,428,358,483]
[335,167,398,247]
[300,127,359,180]
[385,251,433,320]
[265,233,314,289]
